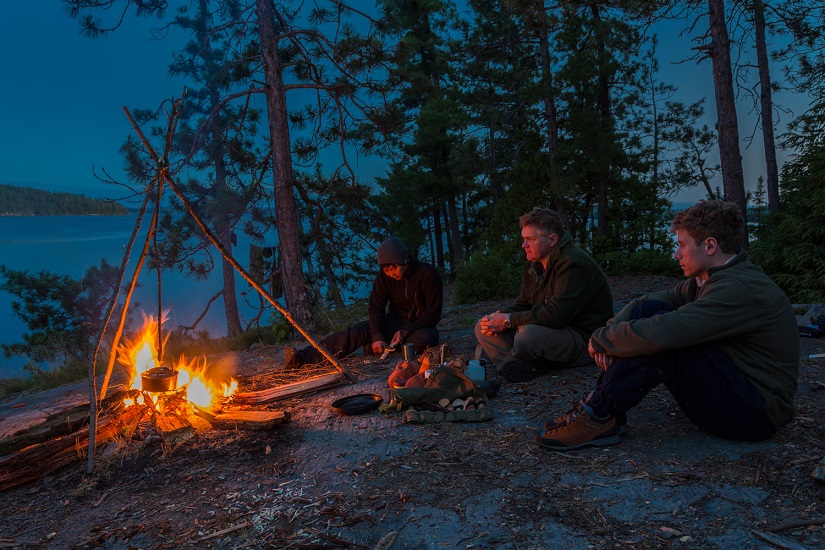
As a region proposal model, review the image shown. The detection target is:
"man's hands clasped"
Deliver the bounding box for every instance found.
[480,311,509,336]
[588,338,615,371]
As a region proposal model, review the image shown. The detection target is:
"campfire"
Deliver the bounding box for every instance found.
[118,313,238,413]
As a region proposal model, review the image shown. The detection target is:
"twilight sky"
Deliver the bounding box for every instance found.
[0,3,811,203]
[1,2,186,199]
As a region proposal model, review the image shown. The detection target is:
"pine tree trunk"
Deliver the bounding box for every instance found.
[592,4,610,240]
[220,230,242,337]
[316,232,345,309]
[447,195,463,266]
[207,46,243,337]
[487,124,501,204]
[432,204,444,268]
[442,202,453,269]
[753,0,781,212]
[213,144,242,337]
[255,0,313,327]
[537,1,569,228]
[707,0,749,235]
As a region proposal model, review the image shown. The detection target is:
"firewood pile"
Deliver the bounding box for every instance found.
[0,369,342,491]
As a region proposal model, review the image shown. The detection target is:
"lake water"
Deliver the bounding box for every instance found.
[0,214,262,378]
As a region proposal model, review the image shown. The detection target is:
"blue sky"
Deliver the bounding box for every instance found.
[1,3,186,198]
[0,3,811,203]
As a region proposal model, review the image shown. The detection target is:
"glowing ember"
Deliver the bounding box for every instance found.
[117,312,237,410]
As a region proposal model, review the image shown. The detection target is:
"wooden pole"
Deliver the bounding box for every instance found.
[121,103,355,382]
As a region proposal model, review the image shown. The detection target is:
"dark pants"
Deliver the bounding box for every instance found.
[586,300,775,441]
[299,317,439,365]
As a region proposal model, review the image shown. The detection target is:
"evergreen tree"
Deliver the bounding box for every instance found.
[373,0,472,273]
[750,102,825,302]
[65,0,384,330]
[0,261,123,366]
[123,0,265,337]
[749,0,781,212]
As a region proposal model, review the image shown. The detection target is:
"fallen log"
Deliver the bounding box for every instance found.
[210,410,290,431]
[232,373,345,405]
[0,404,150,491]
[0,387,129,457]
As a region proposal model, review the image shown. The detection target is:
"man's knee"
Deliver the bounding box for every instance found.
[513,324,582,362]
[512,325,556,358]
[474,321,494,347]
[631,300,674,320]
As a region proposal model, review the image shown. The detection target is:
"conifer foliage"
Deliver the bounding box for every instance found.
[54,0,825,314]
[750,102,825,302]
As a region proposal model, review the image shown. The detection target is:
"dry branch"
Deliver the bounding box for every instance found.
[121,104,356,384]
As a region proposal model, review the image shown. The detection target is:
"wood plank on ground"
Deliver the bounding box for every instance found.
[210,410,290,431]
[232,373,345,404]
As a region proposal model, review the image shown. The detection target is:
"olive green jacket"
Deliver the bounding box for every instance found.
[590,252,799,428]
[504,231,614,341]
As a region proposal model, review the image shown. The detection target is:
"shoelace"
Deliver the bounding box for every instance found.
[549,403,585,431]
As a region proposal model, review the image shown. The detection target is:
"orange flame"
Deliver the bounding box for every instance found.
[117,312,237,410]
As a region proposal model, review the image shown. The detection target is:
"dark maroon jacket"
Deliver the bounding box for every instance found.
[367,259,443,342]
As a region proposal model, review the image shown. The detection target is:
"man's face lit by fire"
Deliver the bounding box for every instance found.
[381,263,409,281]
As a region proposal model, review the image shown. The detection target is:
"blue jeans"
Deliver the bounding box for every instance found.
[586,300,775,441]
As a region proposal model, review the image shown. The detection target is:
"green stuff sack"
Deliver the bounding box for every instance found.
[389,364,491,423]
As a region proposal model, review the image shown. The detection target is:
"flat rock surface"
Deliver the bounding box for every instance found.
[1,275,824,549]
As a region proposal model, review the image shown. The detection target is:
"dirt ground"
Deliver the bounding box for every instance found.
[1,275,824,549]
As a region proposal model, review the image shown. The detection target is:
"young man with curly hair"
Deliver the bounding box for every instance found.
[536,200,799,451]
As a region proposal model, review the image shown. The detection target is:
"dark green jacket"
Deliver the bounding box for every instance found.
[504,231,614,341]
[590,252,799,428]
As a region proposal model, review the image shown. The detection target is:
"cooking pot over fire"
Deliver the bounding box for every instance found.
[141,366,179,392]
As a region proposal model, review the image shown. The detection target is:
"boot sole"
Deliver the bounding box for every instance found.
[535,432,622,451]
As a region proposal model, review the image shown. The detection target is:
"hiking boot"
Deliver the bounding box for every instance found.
[535,402,621,451]
[543,402,628,436]
[500,359,553,382]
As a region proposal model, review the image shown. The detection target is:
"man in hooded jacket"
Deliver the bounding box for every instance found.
[284,236,443,368]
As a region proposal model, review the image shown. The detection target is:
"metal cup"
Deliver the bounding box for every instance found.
[403,343,416,362]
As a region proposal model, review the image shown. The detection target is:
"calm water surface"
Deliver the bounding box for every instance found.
[0,215,243,378]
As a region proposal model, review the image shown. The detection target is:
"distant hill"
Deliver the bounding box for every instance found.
[0,184,128,216]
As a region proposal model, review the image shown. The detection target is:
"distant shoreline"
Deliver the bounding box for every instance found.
[0,184,129,216]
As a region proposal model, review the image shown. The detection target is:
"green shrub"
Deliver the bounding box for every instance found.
[454,251,521,303]
[748,103,825,302]
[599,248,681,277]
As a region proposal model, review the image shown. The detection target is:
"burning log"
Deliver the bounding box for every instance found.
[0,404,150,491]
[210,410,290,431]
[233,373,345,405]
[152,411,195,449]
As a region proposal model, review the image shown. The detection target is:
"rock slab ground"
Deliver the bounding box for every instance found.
[0,275,824,549]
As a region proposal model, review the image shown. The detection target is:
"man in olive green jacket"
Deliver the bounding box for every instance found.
[536,200,799,451]
[475,207,614,382]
